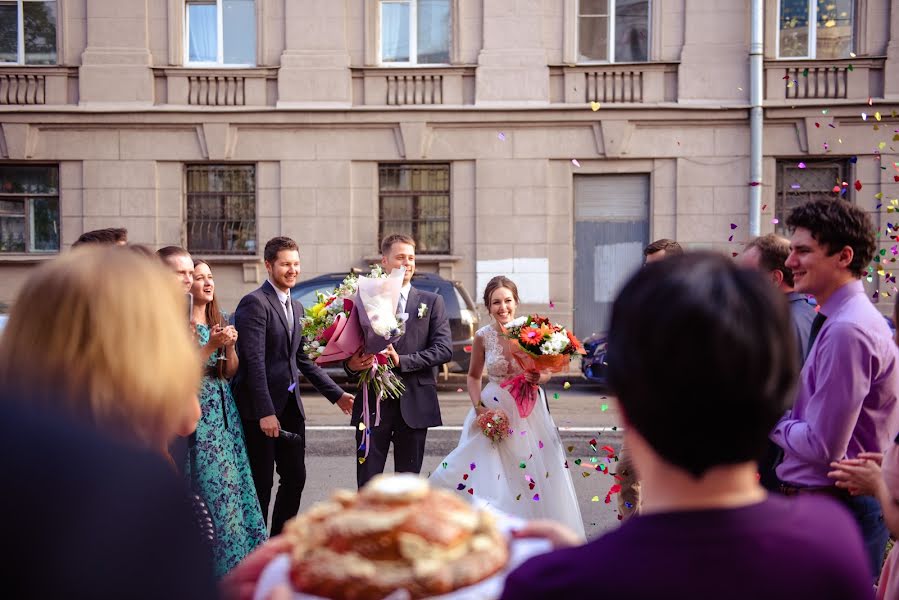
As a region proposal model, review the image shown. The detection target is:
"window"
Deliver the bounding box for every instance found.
[0,0,57,65]
[778,0,853,59]
[185,0,255,66]
[379,164,450,254]
[186,165,256,255]
[775,159,849,235]
[380,0,450,65]
[0,165,59,253]
[577,0,649,63]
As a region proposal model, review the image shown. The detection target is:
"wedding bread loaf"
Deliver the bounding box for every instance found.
[283,474,509,599]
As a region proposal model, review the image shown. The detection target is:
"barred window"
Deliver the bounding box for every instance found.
[379,163,450,254]
[775,159,850,235]
[186,164,256,255]
[0,164,59,253]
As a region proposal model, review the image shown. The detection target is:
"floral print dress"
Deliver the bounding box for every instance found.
[185,323,268,577]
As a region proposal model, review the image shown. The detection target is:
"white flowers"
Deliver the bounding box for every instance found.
[418,303,428,318]
[539,331,570,356]
[364,295,401,338]
[506,316,527,328]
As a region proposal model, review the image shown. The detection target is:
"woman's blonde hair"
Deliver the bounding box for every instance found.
[0,247,201,454]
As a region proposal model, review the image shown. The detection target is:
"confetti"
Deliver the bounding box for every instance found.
[791,184,801,189]
[563,382,571,390]
[571,159,581,168]
[862,113,868,121]
[772,218,779,224]
[868,97,874,106]
[728,235,734,242]
[549,300,555,309]
[358,423,366,431]
[762,204,768,211]
[470,462,476,470]
[539,441,544,449]
[581,472,591,478]
[567,445,574,453]
[497,132,506,141]
[574,458,582,465]
[456,388,463,393]
[532,494,540,501]
[468,488,474,495]
[601,403,609,411]
[553,393,559,399]
[590,101,600,111]
[442,462,448,469]
[519,462,526,469]
[730,223,738,230]
[591,496,600,502]
[798,162,806,169]
[462,473,468,480]
[516,494,521,501]
[358,457,366,464]
[876,112,883,122]
[855,180,863,191]
[457,483,466,490]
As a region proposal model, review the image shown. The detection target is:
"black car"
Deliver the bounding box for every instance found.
[291,270,478,373]
[581,333,609,385]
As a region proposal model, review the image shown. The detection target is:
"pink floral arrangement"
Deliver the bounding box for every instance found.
[476,409,511,444]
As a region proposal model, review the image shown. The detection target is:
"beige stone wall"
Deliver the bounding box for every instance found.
[0,0,898,322]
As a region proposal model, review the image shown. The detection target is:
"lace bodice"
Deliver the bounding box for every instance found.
[479,325,523,383]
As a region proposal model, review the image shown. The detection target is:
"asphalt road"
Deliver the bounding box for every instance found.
[273,382,625,540]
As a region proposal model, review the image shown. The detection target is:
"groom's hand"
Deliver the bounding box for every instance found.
[260,415,280,437]
[336,393,354,415]
[385,344,400,368]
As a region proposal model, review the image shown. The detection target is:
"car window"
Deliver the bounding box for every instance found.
[291,282,340,309]
[454,286,474,311]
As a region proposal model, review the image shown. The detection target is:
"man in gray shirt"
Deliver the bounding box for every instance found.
[737,233,817,491]
[738,234,817,364]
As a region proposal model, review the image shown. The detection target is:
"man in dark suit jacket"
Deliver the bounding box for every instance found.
[0,398,218,600]
[232,236,354,535]
[347,234,453,488]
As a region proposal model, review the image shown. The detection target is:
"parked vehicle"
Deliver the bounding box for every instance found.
[291,270,478,374]
[580,333,608,386]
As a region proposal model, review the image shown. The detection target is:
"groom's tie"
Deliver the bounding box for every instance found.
[284,297,294,339]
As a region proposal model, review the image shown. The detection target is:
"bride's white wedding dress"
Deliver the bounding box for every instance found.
[429,324,586,539]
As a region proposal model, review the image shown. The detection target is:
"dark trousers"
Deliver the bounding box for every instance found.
[845,494,889,578]
[355,396,428,489]
[243,396,305,536]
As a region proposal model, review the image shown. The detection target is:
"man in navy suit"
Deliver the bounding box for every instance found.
[232,236,354,535]
[347,234,452,488]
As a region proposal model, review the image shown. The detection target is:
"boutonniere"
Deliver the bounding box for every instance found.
[417,303,428,318]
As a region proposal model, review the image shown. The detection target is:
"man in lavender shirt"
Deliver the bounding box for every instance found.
[773,198,899,575]
[501,253,872,599]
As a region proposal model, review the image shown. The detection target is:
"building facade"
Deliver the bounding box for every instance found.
[1,0,897,337]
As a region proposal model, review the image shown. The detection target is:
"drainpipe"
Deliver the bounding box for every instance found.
[749,0,764,237]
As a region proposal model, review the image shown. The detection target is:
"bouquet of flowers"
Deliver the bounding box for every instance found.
[476,409,511,444]
[300,265,408,459]
[500,315,585,418]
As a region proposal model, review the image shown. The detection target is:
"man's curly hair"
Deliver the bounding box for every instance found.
[786,199,875,277]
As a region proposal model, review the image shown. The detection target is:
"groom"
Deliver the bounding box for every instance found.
[232,236,354,535]
[346,233,453,487]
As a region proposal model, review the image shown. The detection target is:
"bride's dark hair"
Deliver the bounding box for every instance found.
[483,276,520,308]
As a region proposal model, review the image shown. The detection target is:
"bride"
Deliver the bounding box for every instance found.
[429,276,585,539]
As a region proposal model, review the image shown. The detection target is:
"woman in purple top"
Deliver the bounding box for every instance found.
[501,253,873,600]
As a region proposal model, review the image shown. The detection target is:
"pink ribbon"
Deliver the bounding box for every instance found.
[500,373,538,418]
[359,362,383,459]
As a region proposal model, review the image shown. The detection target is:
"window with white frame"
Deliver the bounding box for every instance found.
[0,165,59,254]
[185,0,255,66]
[0,0,57,65]
[778,0,853,59]
[380,0,450,65]
[577,0,649,63]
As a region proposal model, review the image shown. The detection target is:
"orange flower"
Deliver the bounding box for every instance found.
[519,326,544,346]
[566,330,586,354]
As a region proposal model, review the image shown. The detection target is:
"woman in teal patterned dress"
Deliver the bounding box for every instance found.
[188,260,267,577]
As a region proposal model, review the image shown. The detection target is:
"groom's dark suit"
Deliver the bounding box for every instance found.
[350,285,452,487]
[232,279,346,535]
